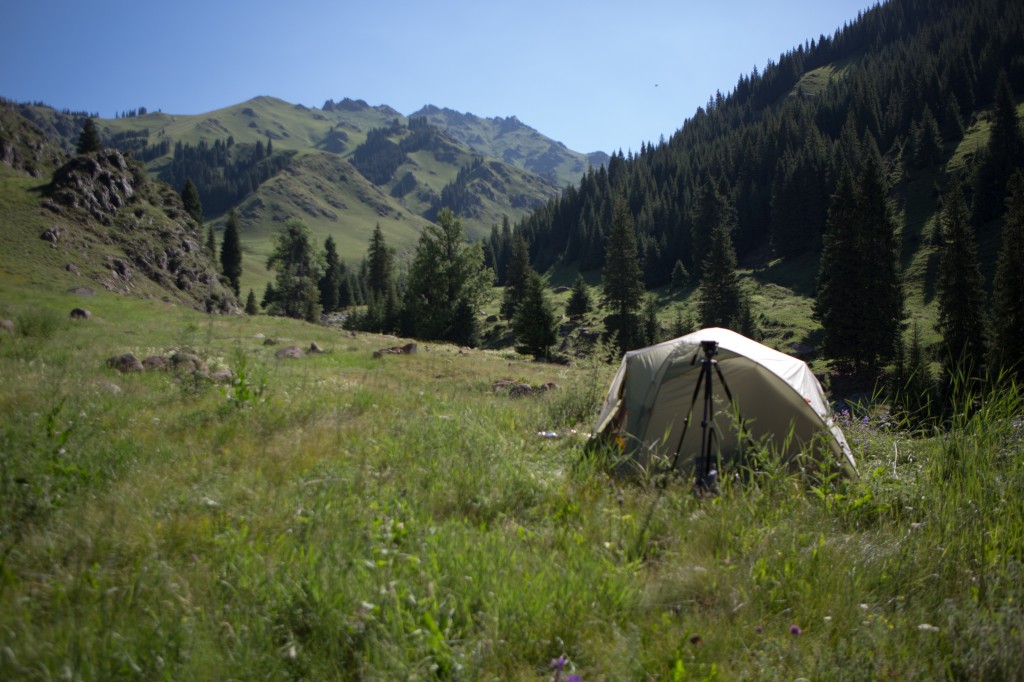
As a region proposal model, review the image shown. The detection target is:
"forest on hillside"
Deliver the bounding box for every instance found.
[516,0,1023,282]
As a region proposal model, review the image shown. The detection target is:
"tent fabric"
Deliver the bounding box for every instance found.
[594,327,857,477]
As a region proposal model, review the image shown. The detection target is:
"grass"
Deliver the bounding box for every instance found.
[2,273,1023,680]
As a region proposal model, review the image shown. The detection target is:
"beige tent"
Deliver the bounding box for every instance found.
[594,328,857,480]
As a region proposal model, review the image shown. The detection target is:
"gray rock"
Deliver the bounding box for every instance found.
[107,354,143,373]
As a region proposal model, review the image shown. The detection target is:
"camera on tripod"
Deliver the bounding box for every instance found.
[700,340,719,358]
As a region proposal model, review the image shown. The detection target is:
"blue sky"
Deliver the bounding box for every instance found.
[2,0,877,154]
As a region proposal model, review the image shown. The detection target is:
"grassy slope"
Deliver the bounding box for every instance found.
[2,229,1023,679]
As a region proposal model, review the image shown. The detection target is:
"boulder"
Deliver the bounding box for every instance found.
[0,319,13,332]
[211,369,234,383]
[309,341,325,354]
[171,351,207,373]
[70,307,91,320]
[142,355,171,371]
[276,345,305,360]
[107,354,143,373]
[372,342,417,359]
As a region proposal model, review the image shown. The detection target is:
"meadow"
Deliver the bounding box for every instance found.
[1,284,1022,680]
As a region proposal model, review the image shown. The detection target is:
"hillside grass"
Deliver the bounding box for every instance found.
[2,271,1023,680]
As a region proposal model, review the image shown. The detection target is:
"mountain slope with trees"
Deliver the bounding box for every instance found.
[514,0,1024,381]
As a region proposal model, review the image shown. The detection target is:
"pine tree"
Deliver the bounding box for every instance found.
[181,179,203,224]
[402,208,493,345]
[973,73,1024,224]
[220,209,243,297]
[500,230,531,320]
[318,235,343,312]
[815,167,868,369]
[856,155,904,371]
[640,295,660,345]
[205,225,217,261]
[244,289,259,315]
[565,273,592,321]
[889,323,935,428]
[671,260,689,290]
[76,118,102,154]
[366,224,393,295]
[512,271,557,359]
[992,171,1024,377]
[936,176,986,386]
[601,196,645,353]
[265,219,321,322]
[364,224,399,332]
[697,219,755,336]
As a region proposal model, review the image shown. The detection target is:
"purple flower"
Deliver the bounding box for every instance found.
[755,625,764,634]
[789,624,803,636]
[565,676,583,682]
[551,655,567,672]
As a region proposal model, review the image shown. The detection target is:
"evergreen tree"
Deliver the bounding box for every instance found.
[318,235,343,312]
[992,171,1024,377]
[565,273,592,321]
[500,230,531,320]
[261,281,275,310]
[181,179,203,224]
[936,176,986,385]
[857,155,905,371]
[691,181,735,279]
[697,219,756,337]
[244,289,259,315]
[814,167,869,369]
[364,224,399,332]
[219,209,243,297]
[366,223,394,296]
[973,73,1024,224]
[512,270,557,359]
[402,208,493,345]
[601,196,645,353]
[265,219,321,322]
[888,323,935,428]
[76,118,102,154]
[640,295,661,345]
[671,260,690,290]
[205,225,217,262]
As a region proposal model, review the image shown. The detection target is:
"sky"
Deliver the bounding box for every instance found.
[2,0,878,154]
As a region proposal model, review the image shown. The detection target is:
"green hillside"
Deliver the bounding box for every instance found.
[80,96,583,292]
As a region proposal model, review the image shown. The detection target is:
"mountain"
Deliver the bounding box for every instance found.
[55,95,602,293]
[409,105,609,187]
[515,0,1024,353]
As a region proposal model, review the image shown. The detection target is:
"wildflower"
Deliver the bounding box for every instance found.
[551,655,567,673]
[789,624,802,636]
[689,634,702,646]
[755,625,764,634]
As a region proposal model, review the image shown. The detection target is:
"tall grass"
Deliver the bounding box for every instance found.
[2,297,1023,679]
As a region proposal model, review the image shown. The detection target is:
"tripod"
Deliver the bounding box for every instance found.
[669,339,737,492]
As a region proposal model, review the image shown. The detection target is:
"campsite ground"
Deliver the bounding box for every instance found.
[1,280,1022,679]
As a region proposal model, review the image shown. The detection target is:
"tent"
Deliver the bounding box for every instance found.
[593,328,857,479]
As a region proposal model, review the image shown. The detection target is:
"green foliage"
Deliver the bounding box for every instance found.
[220,208,243,297]
[244,289,259,315]
[992,172,1024,378]
[181,178,203,223]
[512,270,557,359]
[76,118,101,154]
[815,159,904,373]
[565,273,593,321]
[500,229,531,320]
[601,196,644,352]
[698,217,756,337]
[265,219,322,322]
[401,208,493,345]
[935,176,986,385]
[972,73,1024,225]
